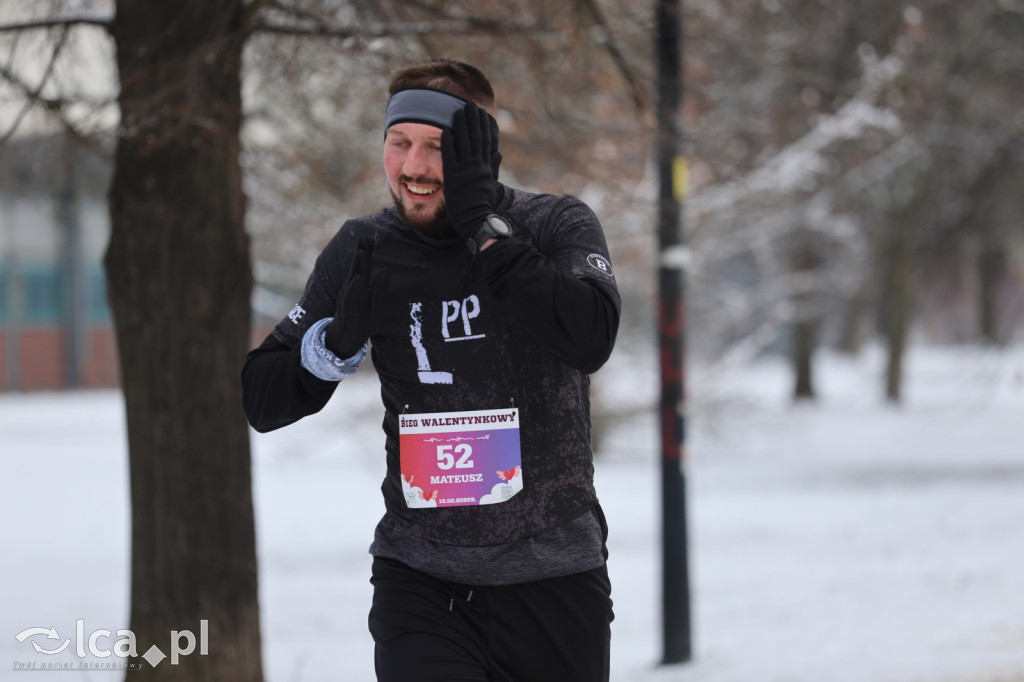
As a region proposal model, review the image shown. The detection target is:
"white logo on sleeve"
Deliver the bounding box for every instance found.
[587,254,613,276]
[288,304,306,325]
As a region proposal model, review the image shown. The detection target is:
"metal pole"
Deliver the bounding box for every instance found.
[656,0,691,665]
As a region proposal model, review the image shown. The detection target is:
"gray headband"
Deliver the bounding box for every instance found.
[385,88,467,131]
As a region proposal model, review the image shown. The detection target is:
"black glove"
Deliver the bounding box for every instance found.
[324,238,389,359]
[488,114,502,181]
[441,101,501,242]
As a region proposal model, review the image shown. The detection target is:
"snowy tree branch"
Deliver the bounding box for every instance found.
[688,52,906,226]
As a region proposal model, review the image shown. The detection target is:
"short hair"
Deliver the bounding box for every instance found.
[388,59,496,113]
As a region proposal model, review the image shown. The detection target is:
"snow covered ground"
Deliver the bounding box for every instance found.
[3,344,1024,682]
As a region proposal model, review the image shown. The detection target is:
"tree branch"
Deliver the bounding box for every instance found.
[0,25,71,145]
[576,0,649,112]
[0,32,99,150]
[250,18,553,39]
[0,15,112,33]
[329,0,537,34]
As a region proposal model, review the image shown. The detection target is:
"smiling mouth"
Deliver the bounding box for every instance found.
[404,181,440,197]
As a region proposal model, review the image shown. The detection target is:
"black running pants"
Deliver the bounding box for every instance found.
[368,557,613,682]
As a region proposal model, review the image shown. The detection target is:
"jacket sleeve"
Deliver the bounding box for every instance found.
[475,204,620,374]
[241,222,374,432]
[241,334,340,433]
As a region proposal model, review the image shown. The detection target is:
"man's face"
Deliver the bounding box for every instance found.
[383,122,452,236]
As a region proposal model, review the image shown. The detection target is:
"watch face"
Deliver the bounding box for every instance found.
[488,215,512,236]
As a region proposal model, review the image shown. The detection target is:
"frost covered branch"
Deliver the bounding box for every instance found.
[689,53,906,224]
[689,99,901,223]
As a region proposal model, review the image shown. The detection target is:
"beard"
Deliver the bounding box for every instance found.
[389,182,457,239]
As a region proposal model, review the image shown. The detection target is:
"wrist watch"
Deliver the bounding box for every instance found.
[467,214,512,254]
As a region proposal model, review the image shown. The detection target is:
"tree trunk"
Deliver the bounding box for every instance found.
[977,240,1004,346]
[883,219,914,404]
[792,318,815,400]
[789,241,817,401]
[836,265,876,356]
[105,2,262,680]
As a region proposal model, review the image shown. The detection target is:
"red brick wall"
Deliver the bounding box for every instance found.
[0,326,119,391]
[82,327,120,388]
[1,323,276,392]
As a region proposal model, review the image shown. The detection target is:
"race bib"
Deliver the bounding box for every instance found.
[399,408,523,508]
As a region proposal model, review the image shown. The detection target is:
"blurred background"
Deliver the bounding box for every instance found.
[2,1,1023,681]
[3,0,1021,395]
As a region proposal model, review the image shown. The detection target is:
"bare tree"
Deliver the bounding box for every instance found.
[103,1,264,679]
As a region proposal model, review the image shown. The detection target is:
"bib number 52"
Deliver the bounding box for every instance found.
[436,444,474,470]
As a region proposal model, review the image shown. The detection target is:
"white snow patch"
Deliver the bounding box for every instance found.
[2,346,1024,681]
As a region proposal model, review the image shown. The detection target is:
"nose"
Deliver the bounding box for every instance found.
[402,143,432,177]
